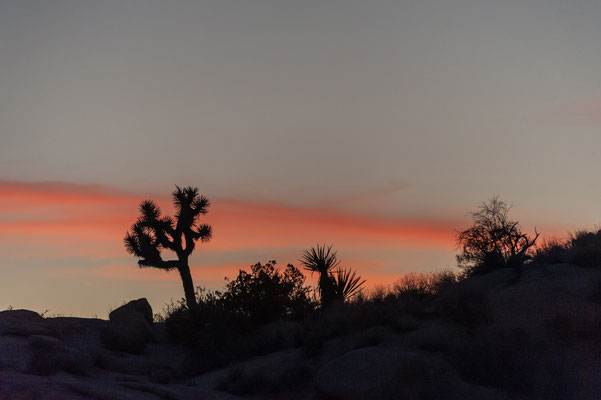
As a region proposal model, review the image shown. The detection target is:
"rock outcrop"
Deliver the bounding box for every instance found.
[101,298,154,354]
[2,265,601,399]
[27,334,94,376]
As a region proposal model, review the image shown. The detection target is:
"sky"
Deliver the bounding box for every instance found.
[1,0,601,317]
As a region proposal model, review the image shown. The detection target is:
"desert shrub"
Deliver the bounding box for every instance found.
[221,261,317,323]
[164,261,317,345]
[533,228,601,268]
[164,287,244,345]
[394,273,432,299]
[532,236,569,265]
[394,270,460,299]
[360,284,395,304]
[456,197,539,276]
[350,271,459,307]
[568,229,601,267]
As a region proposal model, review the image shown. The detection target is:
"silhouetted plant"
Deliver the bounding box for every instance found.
[221,261,317,323]
[300,245,340,307]
[163,262,316,344]
[124,186,212,308]
[456,196,539,276]
[568,229,601,267]
[164,287,242,345]
[394,273,433,299]
[532,236,568,265]
[533,228,601,267]
[300,245,365,306]
[332,268,366,301]
[394,270,460,299]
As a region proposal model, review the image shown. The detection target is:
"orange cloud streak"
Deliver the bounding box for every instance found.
[0,180,458,247]
[0,180,462,285]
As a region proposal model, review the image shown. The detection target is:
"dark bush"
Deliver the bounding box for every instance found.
[221,261,317,323]
[568,229,601,267]
[533,229,601,268]
[532,237,569,265]
[163,261,317,346]
[456,197,539,276]
[394,270,460,300]
[164,287,245,345]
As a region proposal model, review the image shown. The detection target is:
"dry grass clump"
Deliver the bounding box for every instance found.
[534,229,601,268]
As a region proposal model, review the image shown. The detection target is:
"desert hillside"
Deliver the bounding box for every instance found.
[2,263,601,400]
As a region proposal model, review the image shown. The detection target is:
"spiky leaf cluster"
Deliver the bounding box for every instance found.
[300,245,341,275]
[300,244,365,305]
[332,268,366,301]
[124,186,212,270]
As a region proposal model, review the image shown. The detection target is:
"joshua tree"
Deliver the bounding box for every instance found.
[300,245,365,307]
[124,186,212,308]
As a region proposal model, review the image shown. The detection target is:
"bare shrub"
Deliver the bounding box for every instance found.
[456,196,539,276]
[394,270,460,299]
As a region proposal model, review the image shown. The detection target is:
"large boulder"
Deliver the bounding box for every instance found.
[0,309,43,322]
[0,335,31,372]
[314,347,400,399]
[0,309,57,337]
[27,334,94,376]
[109,298,153,325]
[313,347,477,400]
[101,298,154,354]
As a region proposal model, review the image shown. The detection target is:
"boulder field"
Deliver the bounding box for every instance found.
[2,264,601,399]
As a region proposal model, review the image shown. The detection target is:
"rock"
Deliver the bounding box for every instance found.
[314,347,472,400]
[101,298,154,354]
[109,298,153,325]
[101,322,148,354]
[27,334,94,376]
[149,367,172,384]
[314,347,400,399]
[0,370,81,400]
[94,352,151,375]
[0,309,43,322]
[0,336,31,372]
[0,310,56,338]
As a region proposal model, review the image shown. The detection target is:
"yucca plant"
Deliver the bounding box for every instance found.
[124,186,212,308]
[300,245,365,306]
[333,268,366,301]
[300,245,340,307]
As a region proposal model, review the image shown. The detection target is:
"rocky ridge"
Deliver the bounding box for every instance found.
[2,264,601,399]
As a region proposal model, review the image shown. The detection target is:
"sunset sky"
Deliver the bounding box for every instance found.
[2,1,601,317]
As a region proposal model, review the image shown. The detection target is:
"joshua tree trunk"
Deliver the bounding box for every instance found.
[178,261,197,309]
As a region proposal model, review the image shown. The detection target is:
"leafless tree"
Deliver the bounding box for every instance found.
[456,196,539,276]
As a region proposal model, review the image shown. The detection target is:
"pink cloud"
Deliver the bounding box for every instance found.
[0,180,463,285]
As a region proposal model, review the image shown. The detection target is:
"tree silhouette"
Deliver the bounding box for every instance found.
[300,244,365,307]
[456,196,539,276]
[124,186,212,308]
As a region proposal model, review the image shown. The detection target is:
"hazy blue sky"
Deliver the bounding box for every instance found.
[1,1,601,316]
